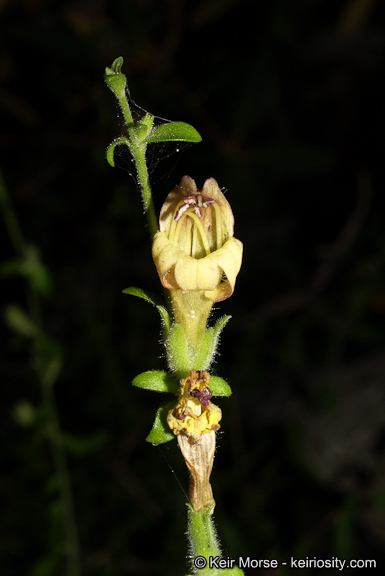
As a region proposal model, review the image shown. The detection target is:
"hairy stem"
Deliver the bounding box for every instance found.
[112,87,158,238]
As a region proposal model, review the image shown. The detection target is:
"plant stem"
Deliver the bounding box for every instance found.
[187,506,221,575]
[187,506,244,575]
[113,88,158,238]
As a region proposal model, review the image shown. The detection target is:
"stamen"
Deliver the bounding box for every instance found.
[173,212,189,247]
[191,215,198,256]
[174,202,190,222]
[175,194,216,222]
[184,195,197,205]
[186,211,211,256]
[169,193,217,255]
[170,200,186,244]
[190,386,212,407]
[212,202,223,249]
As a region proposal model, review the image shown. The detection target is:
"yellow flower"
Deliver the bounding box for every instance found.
[152,176,242,303]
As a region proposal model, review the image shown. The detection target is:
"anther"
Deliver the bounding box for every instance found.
[174,194,215,222]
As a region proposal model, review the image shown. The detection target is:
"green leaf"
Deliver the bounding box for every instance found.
[105,56,124,75]
[212,315,231,340]
[133,370,179,394]
[4,304,39,338]
[135,113,155,142]
[122,286,170,334]
[210,315,231,363]
[167,323,191,378]
[146,402,176,444]
[193,328,214,370]
[191,316,231,372]
[144,121,202,144]
[209,376,232,397]
[106,137,131,167]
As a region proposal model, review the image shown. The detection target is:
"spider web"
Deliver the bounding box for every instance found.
[110,93,194,192]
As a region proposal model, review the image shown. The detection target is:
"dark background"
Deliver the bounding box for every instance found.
[1,0,385,574]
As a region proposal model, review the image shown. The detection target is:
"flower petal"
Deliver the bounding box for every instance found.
[152,232,179,289]
[204,238,243,302]
[175,254,221,291]
[201,177,234,237]
[152,232,243,297]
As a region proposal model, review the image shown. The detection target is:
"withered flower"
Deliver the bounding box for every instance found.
[167,370,221,512]
[167,370,221,443]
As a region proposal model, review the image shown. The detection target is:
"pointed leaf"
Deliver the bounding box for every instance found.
[209,376,232,397]
[212,315,231,339]
[167,323,191,378]
[144,121,202,144]
[106,137,131,167]
[135,113,154,142]
[191,316,231,372]
[211,315,231,361]
[192,328,214,371]
[146,401,176,444]
[122,286,170,334]
[133,370,179,394]
[105,56,124,76]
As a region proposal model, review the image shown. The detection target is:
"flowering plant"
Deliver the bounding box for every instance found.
[105,57,244,576]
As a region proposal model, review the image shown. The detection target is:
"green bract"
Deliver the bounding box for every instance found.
[209,376,232,397]
[192,315,231,370]
[145,402,176,444]
[166,323,191,378]
[133,370,178,394]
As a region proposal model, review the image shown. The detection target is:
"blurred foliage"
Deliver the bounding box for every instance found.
[1,0,385,574]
